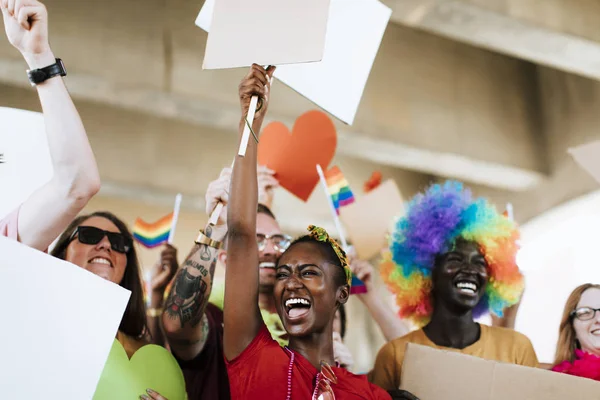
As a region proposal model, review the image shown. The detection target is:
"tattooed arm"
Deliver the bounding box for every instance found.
[161,223,227,361]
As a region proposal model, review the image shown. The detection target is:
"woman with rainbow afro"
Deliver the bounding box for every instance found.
[369,181,538,391]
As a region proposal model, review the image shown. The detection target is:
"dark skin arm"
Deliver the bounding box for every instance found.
[224,64,275,361]
[161,223,227,360]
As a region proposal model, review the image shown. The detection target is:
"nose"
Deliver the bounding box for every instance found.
[284,274,304,290]
[95,234,112,251]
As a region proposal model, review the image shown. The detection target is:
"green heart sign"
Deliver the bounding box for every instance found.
[94,339,186,400]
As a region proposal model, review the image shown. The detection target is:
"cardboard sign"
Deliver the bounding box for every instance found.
[197,0,392,124]
[340,179,404,260]
[0,107,53,219]
[568,140,600,184]
[401,344,600,400]
[94,340,186,400]
[0,236,130,399]
[199,0,329,69]
[257,110,337,201]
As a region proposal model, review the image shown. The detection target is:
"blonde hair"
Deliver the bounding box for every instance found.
[554,283,600,366]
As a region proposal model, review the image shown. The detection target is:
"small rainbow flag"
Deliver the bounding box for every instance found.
[350,274,367,295]
[133,213,173,249]
[324,166,355,215]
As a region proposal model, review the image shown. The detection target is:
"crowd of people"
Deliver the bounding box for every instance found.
[2,1,600,399]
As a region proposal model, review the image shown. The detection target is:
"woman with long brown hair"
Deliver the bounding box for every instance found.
[552,283,600,381]
[51,211,148,354]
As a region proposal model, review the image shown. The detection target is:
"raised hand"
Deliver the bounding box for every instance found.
[257,165,278,208]
[238,64,276,126]
[350,257,375,293]
[0,0,54,67]
[205,167,232,226]
[150,244,179,292]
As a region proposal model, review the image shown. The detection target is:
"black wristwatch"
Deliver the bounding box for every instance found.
[27,58,67,86]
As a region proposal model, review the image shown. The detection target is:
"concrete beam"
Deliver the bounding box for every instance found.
[385,0,600,81]
[0,57,543,191]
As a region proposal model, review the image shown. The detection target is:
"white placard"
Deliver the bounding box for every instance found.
[201,0,329,70]
[569,140,600,184]
[0,236,131,399]
[196,0,391,124]
[0,107,53,219]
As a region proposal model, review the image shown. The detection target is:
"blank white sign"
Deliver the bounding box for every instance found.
[0,236,131,399]
[0,107,53,219]
[196,0,391,124]
[201,0,329,70]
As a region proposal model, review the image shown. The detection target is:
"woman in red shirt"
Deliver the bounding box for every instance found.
[223,64,391,400]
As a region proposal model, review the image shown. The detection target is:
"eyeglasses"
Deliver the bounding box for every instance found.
[314,361,338,400]
[69,226,132,254]
[256,234,292,253]
[570,307,600,321]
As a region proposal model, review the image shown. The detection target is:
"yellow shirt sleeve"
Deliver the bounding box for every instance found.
[369,340,400,391]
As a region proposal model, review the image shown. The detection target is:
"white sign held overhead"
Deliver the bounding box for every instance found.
[201,0,330,70]
[569,140,600,185]
[0,236,131,399]
[196,0,392,125]
[0,107,53,219]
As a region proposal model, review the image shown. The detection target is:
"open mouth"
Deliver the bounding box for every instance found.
[284,297,312,319]
[259,262,276,269]
[591,329,600,336]
[454,280,478,295]
[89,257,113,267]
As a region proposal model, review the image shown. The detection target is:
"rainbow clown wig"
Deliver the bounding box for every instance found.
[380,180,524,328]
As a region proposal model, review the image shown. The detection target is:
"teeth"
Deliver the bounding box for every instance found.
[90,258,111,266]
[285,298,310,307]
[456,282,477,291]
[259,262,276,269]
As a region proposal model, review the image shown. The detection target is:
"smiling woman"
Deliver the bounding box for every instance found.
[369,181,538,391]
[552,284,600,381]
[224,65,391,399]
[51,211,147,349]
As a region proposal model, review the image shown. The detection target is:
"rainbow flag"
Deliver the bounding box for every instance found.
[324,166,355,215]
[133,213,173,249]
[350,274,367,295]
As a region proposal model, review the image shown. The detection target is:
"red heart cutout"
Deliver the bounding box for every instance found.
[258,110,337,201]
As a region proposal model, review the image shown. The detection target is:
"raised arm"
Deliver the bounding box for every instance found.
[161,222,227,360]
[147,244,179,346]
[352,258,409,341]
[224,64,275,361]
[1,0,100,250]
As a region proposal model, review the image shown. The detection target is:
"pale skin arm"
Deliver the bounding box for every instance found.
[1,0,101,251]
[224,64,275,361]
[352,258,409,341]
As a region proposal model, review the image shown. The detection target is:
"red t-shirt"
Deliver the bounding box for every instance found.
[174,303,231,400]
[226,324,391,400]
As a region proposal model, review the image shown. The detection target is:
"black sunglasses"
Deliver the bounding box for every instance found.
[69,226,132,254]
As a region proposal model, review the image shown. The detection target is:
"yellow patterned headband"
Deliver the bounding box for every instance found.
[307,225,352,286]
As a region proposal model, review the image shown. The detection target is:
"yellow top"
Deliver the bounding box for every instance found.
[369,324,539,391]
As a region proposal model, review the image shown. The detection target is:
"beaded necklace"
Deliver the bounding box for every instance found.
[283,347,339,400]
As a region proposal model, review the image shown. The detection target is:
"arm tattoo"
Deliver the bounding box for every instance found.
[200,225,213,261]
[164,242,218,329]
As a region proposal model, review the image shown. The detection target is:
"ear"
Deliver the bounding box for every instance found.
[218,250,227,267]
[337,284,350,305]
